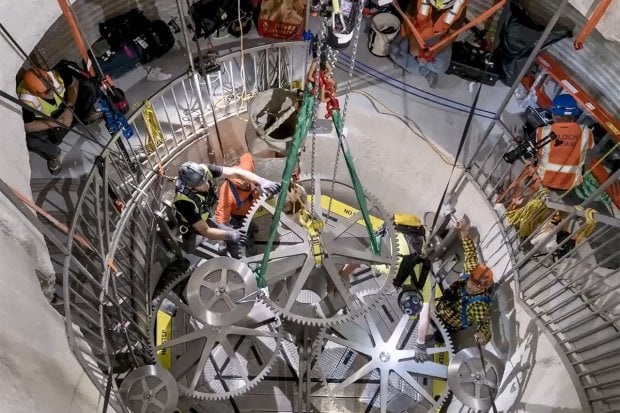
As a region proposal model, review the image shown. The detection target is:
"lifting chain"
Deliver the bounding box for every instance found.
[326,0,364,222]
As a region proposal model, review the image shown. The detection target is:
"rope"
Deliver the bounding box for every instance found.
[573,206,597,243]
[506,188,551,238]
[427,83,483,243]
[142,100,165,154]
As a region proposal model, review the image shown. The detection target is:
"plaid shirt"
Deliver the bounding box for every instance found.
[436,235,492,343]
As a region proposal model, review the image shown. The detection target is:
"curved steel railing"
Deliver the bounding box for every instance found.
[58,32,620,413]
[61,41,306,411]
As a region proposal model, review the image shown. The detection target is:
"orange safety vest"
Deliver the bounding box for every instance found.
[536,122,593,190]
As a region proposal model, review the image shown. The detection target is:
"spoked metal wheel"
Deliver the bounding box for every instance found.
[240,176,399,327]
[119,365,179,413]
[149,260,282,401]
[315,290,455,413]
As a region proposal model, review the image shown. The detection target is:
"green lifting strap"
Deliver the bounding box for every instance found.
[331,109,380,254]
[255,83,316,288]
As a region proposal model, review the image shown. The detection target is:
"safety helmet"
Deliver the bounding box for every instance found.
[470,264,494,289]
[430,0,456,10]
[551,94,582,118]
[23,68,53,95]
[178,162,212,188]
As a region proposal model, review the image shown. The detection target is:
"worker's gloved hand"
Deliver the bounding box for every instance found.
[442,286,458,302]
[413,341,429,362]
[257,178,281,198]
[474,331,489,345]
[224,230,248,245]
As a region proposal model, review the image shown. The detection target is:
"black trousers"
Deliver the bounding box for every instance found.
[26,128,68,160]
[394,253,432,289]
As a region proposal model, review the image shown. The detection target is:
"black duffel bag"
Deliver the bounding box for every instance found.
[99,9,174,63]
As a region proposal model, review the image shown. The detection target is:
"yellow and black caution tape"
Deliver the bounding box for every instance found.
[142,100,165,154]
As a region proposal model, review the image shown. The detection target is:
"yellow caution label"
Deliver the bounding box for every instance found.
[433,348,447,406]
[605,121,619,135]
[314,195,383,228]
[156,310,172,369]
[253,195,383,229]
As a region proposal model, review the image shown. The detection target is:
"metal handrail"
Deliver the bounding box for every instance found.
[61,41,305,411]
[56,17,620,413]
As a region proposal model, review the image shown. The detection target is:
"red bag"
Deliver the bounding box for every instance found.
[257,0,305,40]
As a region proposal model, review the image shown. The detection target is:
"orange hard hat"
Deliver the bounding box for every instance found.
[23,68,52,95]
[470,264,494,289]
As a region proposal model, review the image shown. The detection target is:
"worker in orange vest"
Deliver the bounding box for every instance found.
[215,153,261,228]
[390,0,467,88]
[536,94,594,191]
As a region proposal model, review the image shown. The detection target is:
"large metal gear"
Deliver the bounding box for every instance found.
[314,290,455,413]
[448,347,504,412]
[119,365,179,413]
[239,176,399,327]
[186,257,258,326]
[149,261,282,401]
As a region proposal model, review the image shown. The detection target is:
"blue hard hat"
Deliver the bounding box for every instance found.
[552,94,581,118]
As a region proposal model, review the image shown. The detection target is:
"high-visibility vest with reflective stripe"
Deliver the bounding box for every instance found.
[16,70,66,117]
[173,191,211,224]
[416,0,467,41]
[536,122,593,190]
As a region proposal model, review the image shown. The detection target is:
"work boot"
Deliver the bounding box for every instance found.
[47,157,62,175]
[424,71,438,89]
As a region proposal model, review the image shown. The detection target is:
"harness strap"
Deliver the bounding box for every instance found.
[460,288,492,328]
[227,179,252,209]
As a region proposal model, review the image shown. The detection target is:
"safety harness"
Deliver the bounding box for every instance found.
[226,180,254,209]
[458,274,492,328]
[174,183,218,232]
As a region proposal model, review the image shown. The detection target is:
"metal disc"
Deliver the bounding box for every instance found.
[448,347,504,411]
[186,257,257,326]
[119,365,179,413]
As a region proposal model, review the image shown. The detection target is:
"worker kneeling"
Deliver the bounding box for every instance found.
[17,66,97,174]
[174,160,280,255]
[214,153,261,229]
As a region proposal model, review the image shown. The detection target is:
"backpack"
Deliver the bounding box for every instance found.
[99,9,174,63]
[190,0,252,39]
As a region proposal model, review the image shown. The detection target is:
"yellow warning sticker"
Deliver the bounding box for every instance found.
[314,195,384,228]
[605,121,620,135]
[156,310,172,369]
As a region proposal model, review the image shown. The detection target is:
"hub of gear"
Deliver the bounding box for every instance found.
[186,257,258,326]
[314,290,455,413]
[149,267,282,401]
[119,365,179,413]
[239,176,399,327]
[448,347,504,411]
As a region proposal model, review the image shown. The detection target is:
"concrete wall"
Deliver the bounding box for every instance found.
[0,0,100,411]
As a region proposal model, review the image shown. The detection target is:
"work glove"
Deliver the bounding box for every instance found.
[413,341,429,363]
[474,331,489,345]
[257,178,281,198]
[224,230,248,245]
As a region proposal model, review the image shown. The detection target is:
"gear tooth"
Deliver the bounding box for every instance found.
[150,261,282,402]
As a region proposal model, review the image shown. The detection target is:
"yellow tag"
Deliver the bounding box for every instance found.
[312,195,383,228]
[156,310,172,369]
[605,121,619,135]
